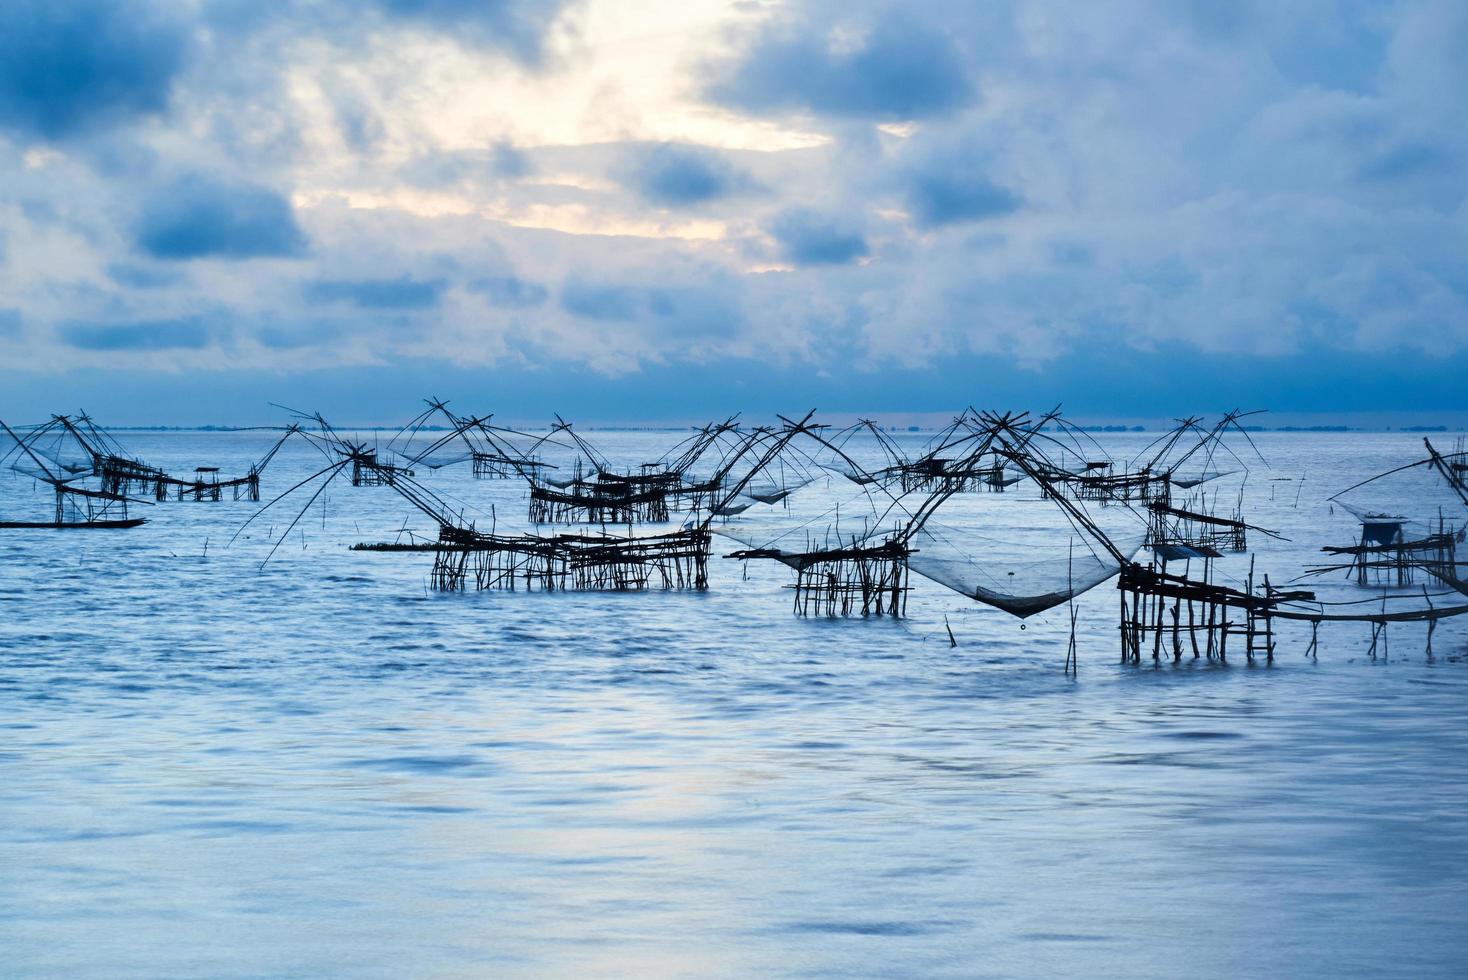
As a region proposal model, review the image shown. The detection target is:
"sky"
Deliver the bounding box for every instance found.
[0,0,1465,424]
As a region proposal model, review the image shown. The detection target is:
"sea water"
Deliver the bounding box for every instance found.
[1,430,1466,978]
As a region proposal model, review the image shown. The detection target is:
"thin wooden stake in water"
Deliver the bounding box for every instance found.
[1065,538,1078,675]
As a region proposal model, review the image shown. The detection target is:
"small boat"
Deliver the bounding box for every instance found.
[0,517,147,529]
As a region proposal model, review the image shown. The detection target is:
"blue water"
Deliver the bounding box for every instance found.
[2,430,1467,978]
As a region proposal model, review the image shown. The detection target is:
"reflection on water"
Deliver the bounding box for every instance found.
[2,431,1467,978]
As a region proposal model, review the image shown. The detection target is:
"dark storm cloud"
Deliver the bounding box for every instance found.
[904,167,1021,228]
[621,143,753,206]
[59,316,211,351]
[133,175,307,261]
[707,14,973,121]
[0,0,192,140]
[767,209,868,266]
[305,276,447,310]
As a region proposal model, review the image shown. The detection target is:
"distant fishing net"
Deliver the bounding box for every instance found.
[2,427,93,481]
[1330,447,1468,536]
[1168,468,1238,488]
[710,476,910,554]
[713,470,1146,617]
[403,449,473,470]
[904,493,1147,617]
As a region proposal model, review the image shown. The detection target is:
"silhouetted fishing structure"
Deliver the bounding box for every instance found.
[1320,438,1468,594]
[252,410,822,595]
[143,426,300,502]
[3,413,298,504]
[963,411,1322,664]
[1145,489,1282,555]
[0,418,151,528]
[391,399,555,480]
[431,418,814,591]
[726,410,1111,618]
[1309,517,1459,588]
[726,417,924,617]
[1029,411,1263,506]
[523,417,674,524]
[517,415,748,525]
[10,399,1468,669]
[825,413,1025,494]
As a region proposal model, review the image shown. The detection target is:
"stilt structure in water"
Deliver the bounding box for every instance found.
[1114,556,1313,665]
[731,537,912,617]
[13,397,1468,670]
[3,413,297,503]
[522,415,748,525]
[725,412,1044,617]
[250,411,817,595]
[390,399,556,480]
[1034,410,1264,506]
[1322,438,1468,593]
[0,418,152,529]
[969,415,1313,664]
[1145,487,1281,555]
[416,526,712,593]
[524,417,677,524]
[144,427,299,502]
[1310,516,1458,588]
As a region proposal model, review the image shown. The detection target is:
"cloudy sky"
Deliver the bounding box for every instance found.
[1,0,1465,422]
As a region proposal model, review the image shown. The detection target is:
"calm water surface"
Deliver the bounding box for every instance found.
[2,431,1466,978]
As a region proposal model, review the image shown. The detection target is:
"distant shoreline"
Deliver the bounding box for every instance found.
[102,424,1461,434]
